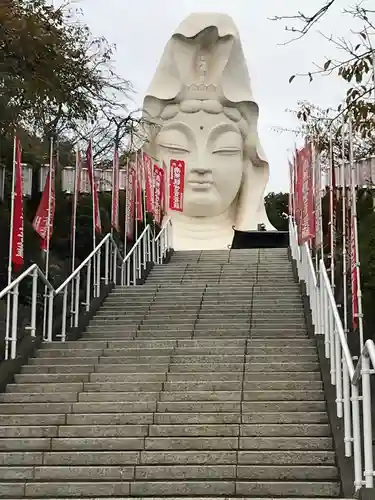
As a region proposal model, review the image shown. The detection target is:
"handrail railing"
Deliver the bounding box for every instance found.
[121,225,151,286]
[0,225,157,360]
[1,263,54,360]
[54,233,124,343]
[289,216,374,494]
[154,217,173,264]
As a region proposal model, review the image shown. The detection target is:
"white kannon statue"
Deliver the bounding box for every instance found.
[143,12,275,251]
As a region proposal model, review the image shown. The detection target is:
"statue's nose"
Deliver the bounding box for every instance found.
[191,167,212,176]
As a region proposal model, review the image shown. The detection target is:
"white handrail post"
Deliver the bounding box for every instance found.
[96,248,101,298]
[335,330,343,418]
[143,232,147,270]
[85,262,91,312]
[104,238,109,285]
[30,268,38,338]
[147,228,151,261]
[343,363,353,457]
[10,285,19,360]
[61,286,68,342]
[47,289,54,342]
[351,383,363,491]
[127,259,130,286]
[74,274,80,327]
[132,253,136,286]
[329,309,336,385]
[113,244,117,285]
[361,353,374,488]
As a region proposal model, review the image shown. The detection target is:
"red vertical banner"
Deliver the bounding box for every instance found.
[143,152,154,214]
[86,141,102,234]
[169,159,185,212]
[33,160,56,250]
[72,150,82,241]
[111,146,120,231]
[299,143,314,244]
[11,137,24,270]
[135,157,143,222]
[288,160,294,218]
[153,163,165,225]
[136,152,144,222]
[350,213,358,329]
[126,164,136,239]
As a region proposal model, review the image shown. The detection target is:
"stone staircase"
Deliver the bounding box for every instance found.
[0,249,341,498]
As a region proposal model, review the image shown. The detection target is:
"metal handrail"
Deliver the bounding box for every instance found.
[0,227,153,358]
[289,216,373,493]
[123,226,150,263]
[155,217,171,242]
[154,218,173,264]
[55,234,122,294]
[0,264,54,300]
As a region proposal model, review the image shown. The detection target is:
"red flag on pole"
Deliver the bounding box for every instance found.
[135,157,143,222]
[71,149,82,245]
[11,137,24,271]
[125,163,136,239]
[86,141,102,234]
[153,163,165,225]
[33,162,56,251]
[299,142,314,244]
[169,159,185,212]
[143,152,154,214]
[111,146,120,231]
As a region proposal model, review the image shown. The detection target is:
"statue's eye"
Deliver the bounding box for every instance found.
[212,147,241,155]
[159,143,190,154]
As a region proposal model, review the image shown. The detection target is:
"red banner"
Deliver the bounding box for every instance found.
[136,153,144,222]
[297,143,314,243]
[11,137,24,271]
[33,160,55,251]
[143,152,154,214]
[125,164,136,239]
[153,163,165,225]
[111,147,120,231]
[86,141,102,234]
[169,159,185,212]
[135,157,143,222]
[351,213,359,329]
[71,150,82,247]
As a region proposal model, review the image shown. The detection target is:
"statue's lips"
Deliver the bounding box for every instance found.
[188,181,213,190]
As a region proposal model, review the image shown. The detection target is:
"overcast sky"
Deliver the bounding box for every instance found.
[74,0,367,193]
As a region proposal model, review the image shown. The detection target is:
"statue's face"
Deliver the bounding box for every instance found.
[156,110,244,217]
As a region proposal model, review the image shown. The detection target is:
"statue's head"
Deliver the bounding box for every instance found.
[143,13,274,248]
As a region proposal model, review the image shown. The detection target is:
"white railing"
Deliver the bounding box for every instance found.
[55,233,124,343]
[154,217,173,264]
[0,264,54,360]
[289,216,375,493]
[0,223,170,359]
[120,226,152,286]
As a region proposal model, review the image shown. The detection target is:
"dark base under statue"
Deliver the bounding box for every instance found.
[231,230,289,249]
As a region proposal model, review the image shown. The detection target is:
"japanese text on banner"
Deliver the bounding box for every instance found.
[169,159,185,212]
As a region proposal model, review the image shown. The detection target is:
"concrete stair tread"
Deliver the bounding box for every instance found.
[0,251,342,499]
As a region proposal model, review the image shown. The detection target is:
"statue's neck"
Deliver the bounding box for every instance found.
[167,211,235,251]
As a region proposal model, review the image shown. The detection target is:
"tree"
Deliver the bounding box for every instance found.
[0,0,132,140]
[264,192,289,231]
[273,2,375,137]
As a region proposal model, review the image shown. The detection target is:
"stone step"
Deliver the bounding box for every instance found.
[0,415,66,427]
[242,412,329,424]
[245,371,321,381]
[153,413,240,425]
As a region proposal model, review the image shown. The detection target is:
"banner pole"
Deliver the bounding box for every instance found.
[329,133,335,289]
[341,118,349,339]
[349,119,364,352]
